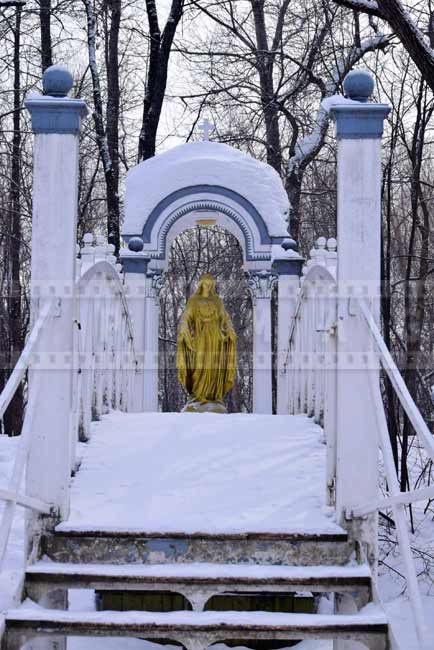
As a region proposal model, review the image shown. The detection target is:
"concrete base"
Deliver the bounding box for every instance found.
[42,530,353,566]
[181,400,227,414]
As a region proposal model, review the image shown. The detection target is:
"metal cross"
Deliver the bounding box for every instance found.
[199,118,215,142]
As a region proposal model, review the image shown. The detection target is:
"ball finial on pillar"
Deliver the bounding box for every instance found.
[128,236,144,252]
[281,237,297,251]
[343,70,374,103]
[42,65,74,98]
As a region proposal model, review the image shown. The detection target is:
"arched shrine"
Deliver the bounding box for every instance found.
[120,140,304,414]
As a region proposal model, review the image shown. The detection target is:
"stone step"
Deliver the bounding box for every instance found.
[4,605,389,650]
[42,529,353,566]
[25,561,372,610]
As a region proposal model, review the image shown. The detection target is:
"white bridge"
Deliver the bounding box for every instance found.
[0,67,433,650]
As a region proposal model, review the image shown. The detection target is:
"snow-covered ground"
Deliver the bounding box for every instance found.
[59,412,341,535]
[1,411,434,649]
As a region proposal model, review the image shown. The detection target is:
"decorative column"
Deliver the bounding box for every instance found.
[248,270,276,414]
[120,237,150,412]
[272,241,304,414]
[330,71,390,562]
[25,67,87,531]
[144,268,164,411]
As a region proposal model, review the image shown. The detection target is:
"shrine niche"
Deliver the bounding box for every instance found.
[177,273,237,414]
[120,136,303,414]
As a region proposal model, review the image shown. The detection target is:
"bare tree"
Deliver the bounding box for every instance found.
[334,0,434,92]
[179,0,388,240]
[6,1,24,435]
[83,0,121,252]
[138,0,184,161]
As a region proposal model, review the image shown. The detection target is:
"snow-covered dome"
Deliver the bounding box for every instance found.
[123,141,289,239]
[121,141,291,270]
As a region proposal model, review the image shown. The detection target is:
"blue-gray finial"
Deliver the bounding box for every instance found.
[343,70,374,103]
[43,65,74,98]
[282,237,297,251]
[128,236,144,252]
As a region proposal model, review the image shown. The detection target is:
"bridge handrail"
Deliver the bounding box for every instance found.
[0,238,139,577]
[0,299,56,573]
[77,260,137,361]
[73,244,139,443]
[0,299,54,422]
[286,239,432,648]
[285,237,338,504]
[358,298,434,464]
[356,297,433,650]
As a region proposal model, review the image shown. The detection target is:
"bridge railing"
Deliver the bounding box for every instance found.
[0,234,138,575]
[74,234,138,446]
[285,237,338,506]
[286,235,433,649]
[0,299,56,572]
[355,297,434,650]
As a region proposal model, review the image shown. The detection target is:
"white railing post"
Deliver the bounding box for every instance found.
[272,241,304,415]
[248,270,276,414]
[143,268,164,412]
[120,237,149,412]
[330,71,389,562]
[25,66,87,540]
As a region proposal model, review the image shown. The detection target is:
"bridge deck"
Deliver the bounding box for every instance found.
[58,412,343,535]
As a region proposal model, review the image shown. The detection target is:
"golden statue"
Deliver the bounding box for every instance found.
[176,274,237,413]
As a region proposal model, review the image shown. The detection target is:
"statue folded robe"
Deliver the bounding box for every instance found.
[176,274,237,412]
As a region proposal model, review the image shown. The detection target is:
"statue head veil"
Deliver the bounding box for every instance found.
[195,273,218,297]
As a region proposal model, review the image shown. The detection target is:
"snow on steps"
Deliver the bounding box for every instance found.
[25,561,372,609]
[4,603,389,650]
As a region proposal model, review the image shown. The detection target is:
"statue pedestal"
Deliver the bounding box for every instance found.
[182,400,227,414]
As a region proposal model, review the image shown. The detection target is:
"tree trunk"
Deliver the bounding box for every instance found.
[250,0,282,175]
[401,80,431,492]
[105,0,121,251]
[138,0,184,162]
[83,0,121,253]
[40,0,53,71]
[5,4,23,436]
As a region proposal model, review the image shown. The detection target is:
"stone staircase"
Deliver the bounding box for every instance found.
[3,527,389,650]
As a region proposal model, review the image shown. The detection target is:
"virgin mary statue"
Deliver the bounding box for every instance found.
[176,274,237,413]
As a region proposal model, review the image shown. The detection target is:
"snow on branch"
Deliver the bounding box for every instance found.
[287,33,389,178]
[335,0,434,94]
[333,0,384,18]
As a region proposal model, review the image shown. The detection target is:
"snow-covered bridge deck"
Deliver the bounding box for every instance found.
[59,412,342,536]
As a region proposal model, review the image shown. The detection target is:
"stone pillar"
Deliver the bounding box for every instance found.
[144,269,164,412]
[120,237,150,412]
[330,71,390,566]
[25,66,87,534]
[248,270,276,414]
[272,243,304,415]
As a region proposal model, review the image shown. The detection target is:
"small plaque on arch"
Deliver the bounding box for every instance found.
[196,218,217,227]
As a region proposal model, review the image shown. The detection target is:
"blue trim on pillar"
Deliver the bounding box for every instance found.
[141,185,272,244]
[25,96,88,135]
[272,257,304,276]
[120,256,150,274]
[330,104,390,140]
